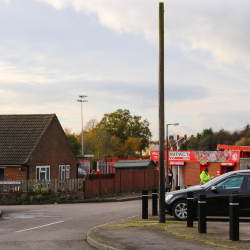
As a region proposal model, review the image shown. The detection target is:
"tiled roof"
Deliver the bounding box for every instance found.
[0,114,55,164]
[114,159,156,168]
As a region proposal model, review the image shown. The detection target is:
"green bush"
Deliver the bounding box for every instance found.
[41,188,47,195]
[30,196,34,203]
[91,157,97,171]
[20,194,26,203]
[34,186,40,195]
[36,195,44,201]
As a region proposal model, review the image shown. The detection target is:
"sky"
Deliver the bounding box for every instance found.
[1,0,250,140]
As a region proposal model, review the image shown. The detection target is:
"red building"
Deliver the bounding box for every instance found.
[150,148,246,187]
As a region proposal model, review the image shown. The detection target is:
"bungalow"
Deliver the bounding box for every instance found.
[0,114,78,181]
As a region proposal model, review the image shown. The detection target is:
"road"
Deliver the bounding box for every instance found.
[0,200,144,250]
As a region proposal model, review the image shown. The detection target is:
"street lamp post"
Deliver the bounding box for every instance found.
[77,95,88,156]
[166,123,179,189]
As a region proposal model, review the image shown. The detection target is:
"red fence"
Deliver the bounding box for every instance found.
[78,174,116,180]
[85,170,159,198]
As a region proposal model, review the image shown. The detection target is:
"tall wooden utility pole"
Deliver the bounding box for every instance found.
[159,2,165,223]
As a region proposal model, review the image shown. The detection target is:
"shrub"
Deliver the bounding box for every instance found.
[36,195,44,201]
[20,194,26,203]
[34,186,40,195]
[41,188,47,195]
[30,196,34,203]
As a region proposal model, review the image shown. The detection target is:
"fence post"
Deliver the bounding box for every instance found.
[120,171,121,193]
[187,191,193,227]
[142,189,148,219]
[152,188,158,216]
[99,179,101,196]
[229,195,239,241]
[132,171,134,191]
[144,170,145,189]
[198,194,206,233]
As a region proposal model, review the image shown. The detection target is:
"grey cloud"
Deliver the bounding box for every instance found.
[0,80,208,110]
[199,110,250,132]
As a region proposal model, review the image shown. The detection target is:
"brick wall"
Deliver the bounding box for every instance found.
[184,162,241,186]
[184,162,200,186]
[4,166,27,181]
[26,116,78,179]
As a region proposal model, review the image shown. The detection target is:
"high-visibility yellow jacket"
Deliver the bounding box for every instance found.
[200,171,210,184]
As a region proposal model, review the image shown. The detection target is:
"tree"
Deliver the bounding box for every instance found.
[124,137,142,158]
[95,109,152,151]
[97,129,112,159]
[83,130,98,154]
[64,128,81,155]
[235,137,250,146]
[109,136,123,158]
[91,157,97,171]
[84,118,98,132]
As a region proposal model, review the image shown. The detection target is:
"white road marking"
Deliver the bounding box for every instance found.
[15,221,64,233]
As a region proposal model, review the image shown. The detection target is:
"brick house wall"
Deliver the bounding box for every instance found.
[26,116,78,179]
[4,166,27,181]
[184,162,241,186]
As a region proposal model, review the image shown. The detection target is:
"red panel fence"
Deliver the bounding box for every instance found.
[85,170,159,198]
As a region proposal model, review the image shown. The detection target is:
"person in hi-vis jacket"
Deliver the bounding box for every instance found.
[200,168,213,184]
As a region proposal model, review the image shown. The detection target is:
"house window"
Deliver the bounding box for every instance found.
[59,165,70,179]
[66,165,70,179]
[36,166,50,180]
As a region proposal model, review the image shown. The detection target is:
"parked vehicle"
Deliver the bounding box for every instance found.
[78,168,88,175]
[165,170,250,221]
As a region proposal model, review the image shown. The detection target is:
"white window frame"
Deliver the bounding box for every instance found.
[59,165,65,180]
[36,166,50,180]
[66,165,70,179]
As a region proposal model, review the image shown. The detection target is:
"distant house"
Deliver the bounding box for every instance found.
[167,135,189,151]
[142,143,156,156]
[113,159,157,172]
[0,114,78,181]
[149,145,159,156]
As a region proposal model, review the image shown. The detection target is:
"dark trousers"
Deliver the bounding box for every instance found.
[169,178,173,187]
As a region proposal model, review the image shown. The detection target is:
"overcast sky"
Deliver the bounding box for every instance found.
[1,0,250,140]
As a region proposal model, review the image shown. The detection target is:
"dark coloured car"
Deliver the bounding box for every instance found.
[165,170,250,221]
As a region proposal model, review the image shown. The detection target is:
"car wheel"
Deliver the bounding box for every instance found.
[172,200,187,221]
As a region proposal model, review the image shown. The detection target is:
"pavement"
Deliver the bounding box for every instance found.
[87,214,250,250]
[0,200,143,250]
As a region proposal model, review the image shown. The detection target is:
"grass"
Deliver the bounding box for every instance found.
[166,227,245,250]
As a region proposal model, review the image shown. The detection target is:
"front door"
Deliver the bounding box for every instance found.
[0,169,4,181]
[221,166,234,174]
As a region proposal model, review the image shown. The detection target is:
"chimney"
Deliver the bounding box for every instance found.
[169,135,173,140]
[184,134,187,140]
[177,135,179,140]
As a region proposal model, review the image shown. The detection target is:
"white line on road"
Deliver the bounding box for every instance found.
[15,221,64,233]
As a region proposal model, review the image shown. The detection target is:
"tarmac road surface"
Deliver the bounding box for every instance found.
[1,200,247,250]
[0,200,143,250]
